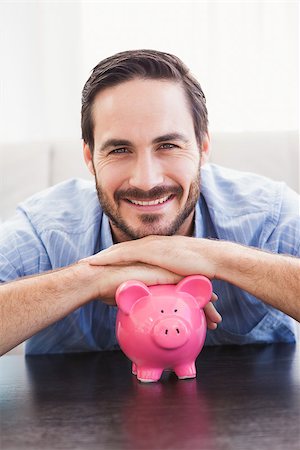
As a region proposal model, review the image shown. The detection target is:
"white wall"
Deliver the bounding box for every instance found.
[0,1,82,142]
[0,1,298,146]
[81,1,299,132]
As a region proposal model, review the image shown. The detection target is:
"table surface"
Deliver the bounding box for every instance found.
[1,344,299,450]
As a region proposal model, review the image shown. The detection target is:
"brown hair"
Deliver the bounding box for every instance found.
[81,49,208,152]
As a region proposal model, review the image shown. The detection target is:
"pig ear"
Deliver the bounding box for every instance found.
[116,280,151,315]
[176,275,212,308]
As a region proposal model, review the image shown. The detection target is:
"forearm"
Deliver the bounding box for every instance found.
[0,263,98,356]
[0,259,183,356]
[213,240,300,321]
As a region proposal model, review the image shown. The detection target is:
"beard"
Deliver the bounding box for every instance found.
[94,172,201,241]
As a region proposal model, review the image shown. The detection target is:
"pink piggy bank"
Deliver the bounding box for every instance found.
[115,275,212,382]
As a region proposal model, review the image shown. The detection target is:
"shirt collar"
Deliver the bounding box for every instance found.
[100,213,114,250]
[193,197,206,238]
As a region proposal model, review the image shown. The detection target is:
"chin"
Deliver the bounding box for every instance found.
[124,221,183,240]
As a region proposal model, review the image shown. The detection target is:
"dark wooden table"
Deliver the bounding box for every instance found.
[1,344,299,450]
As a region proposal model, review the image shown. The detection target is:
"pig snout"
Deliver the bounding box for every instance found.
[152,317,191,349]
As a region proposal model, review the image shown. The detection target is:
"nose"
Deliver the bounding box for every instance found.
[129,152,164,191]
[152,318,190,349]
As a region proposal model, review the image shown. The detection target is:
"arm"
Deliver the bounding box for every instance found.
[0,264,91,356]
[85,236,300,322]
[216,240,300,321]
[0,261,183,356]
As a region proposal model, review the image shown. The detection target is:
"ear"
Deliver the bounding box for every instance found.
[200,132,210,166]
[83,142,95,176]
[116,280,151,315]
[176,275,212,309]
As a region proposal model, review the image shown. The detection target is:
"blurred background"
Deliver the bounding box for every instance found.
[0,0,299,221]
[1,0,298,140]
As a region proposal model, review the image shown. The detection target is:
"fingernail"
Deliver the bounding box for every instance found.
[78,257,89,263]
[78,256,97,264]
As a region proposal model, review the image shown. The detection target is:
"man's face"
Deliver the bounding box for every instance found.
[84,78,208,242]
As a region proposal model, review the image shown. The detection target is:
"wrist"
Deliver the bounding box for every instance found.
[203,239,242,281]
[211,239,264,284]
[70,260,107,302]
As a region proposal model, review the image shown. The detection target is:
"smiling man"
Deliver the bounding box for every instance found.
[0,49,299,356]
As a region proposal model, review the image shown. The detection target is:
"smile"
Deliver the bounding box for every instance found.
[126,194,172,206]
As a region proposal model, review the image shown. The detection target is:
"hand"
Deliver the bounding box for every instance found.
[87,263,221,329]
[83,235,219,279]
[90,263,221,329]
[78,260,181,306]
[80,236,222,329]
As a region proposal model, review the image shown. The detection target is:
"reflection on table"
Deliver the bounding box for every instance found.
[0,344,299,449]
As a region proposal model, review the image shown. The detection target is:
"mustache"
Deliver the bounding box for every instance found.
[114,185,183,202]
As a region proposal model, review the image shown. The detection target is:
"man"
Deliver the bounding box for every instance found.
[0,49,299,356]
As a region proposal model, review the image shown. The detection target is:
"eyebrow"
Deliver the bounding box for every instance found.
[98,139,132,153]
[152,133,189,145]
[97,133,190,154]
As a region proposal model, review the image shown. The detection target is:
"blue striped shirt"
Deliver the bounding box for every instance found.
[0,163,299,354]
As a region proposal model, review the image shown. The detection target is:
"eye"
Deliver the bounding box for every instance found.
[161,309,164,313]
[174,309,178,313]
[160,143,178,150]
[109,148,129,155]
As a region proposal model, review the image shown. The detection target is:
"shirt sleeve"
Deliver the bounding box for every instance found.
[0,209,51,282]
[262,184,300,257]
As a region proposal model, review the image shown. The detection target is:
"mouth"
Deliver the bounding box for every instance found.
[124,194,175,210]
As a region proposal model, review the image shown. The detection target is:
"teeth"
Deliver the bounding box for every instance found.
[129,195,170,206]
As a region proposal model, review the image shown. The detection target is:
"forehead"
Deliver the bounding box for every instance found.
[91,78,195,142]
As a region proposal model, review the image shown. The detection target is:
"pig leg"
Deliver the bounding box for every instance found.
[136,367,163,383]
[132,362,137,375]
[174,362,196,379]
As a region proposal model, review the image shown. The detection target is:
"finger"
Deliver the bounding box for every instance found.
[204,302,222,324]
[99,263,183,300]
[82,240,141,265]
[207,320,218,330]
[83,237,181,271]
[83,236,218,280]
[211,292,218,302]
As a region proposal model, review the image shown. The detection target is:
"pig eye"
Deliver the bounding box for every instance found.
[161,309,164,313]
[174,309,178,313]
